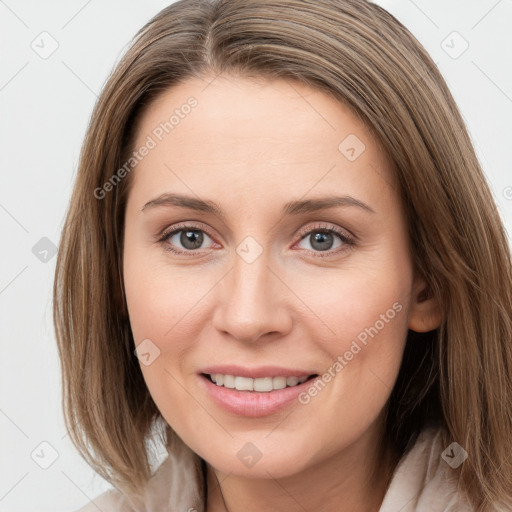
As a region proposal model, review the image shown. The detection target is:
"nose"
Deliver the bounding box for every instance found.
[212,247,293,344]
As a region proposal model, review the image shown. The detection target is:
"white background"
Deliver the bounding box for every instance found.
[0,1,511,511]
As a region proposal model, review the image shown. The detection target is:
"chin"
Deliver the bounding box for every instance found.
[191,434,321,479]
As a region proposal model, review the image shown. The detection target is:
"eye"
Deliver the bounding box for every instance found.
[157,223,217,255]
[157,221,355,257]
[294,223,355,256]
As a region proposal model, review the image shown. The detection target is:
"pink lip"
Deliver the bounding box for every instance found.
[198,373,319,417]
[199,365,314,379]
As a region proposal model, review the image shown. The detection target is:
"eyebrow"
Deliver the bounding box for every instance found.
[141,193,376,216]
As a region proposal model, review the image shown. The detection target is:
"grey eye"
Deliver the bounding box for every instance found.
[297,231,344,252]
[168,229,212,251]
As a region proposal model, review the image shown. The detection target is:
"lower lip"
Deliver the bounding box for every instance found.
[199,374,318,417]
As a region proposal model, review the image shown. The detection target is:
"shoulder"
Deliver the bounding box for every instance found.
[379,426,474,512]
[72,489,134,512]
[72,437,204,512]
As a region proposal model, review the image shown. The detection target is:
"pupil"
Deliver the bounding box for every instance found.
[311,231,333,251]
[181,230,203,249]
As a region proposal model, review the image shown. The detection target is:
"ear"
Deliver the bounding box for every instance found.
[408,274,443,332]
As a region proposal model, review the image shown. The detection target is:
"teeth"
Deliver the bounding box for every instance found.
[254,377,273,392]
[235,376,253,391]
[287,376,299,386]
[223,375,235,389]
[209,374,310,391]
[272,376,287,390]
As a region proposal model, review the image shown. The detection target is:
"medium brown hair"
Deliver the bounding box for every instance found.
[53,0,512,509]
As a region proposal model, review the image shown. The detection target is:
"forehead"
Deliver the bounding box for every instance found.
[135,73,377,152]
[128,74,396,212]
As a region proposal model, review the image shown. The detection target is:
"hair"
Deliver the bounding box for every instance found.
[53,0,512,509]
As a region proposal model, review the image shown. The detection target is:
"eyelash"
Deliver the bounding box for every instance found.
[156,222,355,258]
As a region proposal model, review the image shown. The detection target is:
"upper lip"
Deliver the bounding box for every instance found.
[199,365,317,379]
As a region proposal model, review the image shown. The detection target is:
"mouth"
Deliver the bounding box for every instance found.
[198,370,321,417]
[201,373,319,392]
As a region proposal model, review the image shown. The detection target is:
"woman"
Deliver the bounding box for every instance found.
[53,0,512,511]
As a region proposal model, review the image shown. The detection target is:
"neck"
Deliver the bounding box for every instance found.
[205,422,398,512]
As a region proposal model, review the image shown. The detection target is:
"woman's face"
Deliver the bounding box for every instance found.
[123,74,434,479]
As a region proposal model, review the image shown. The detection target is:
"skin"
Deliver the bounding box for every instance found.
[122,74,441,512]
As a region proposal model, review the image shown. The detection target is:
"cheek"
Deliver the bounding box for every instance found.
[292,254,410,353]
[123,243,211,344]
[122,252,204,423]
[122,249,223,419]
[293,253,411,410]
[290,278,409,462]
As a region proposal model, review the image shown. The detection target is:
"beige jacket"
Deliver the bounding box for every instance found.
[75,426,476,512]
